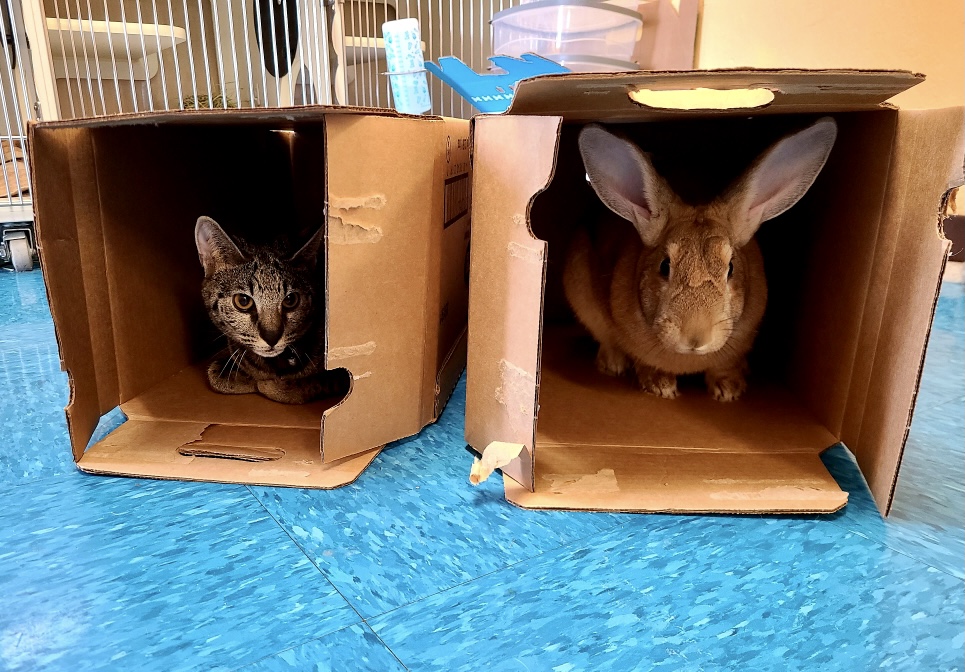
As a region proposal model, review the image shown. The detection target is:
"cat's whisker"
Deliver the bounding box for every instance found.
[219,349,239,380]
[304,353,321,373]
[228,349,240,381]
[235,350,247,380]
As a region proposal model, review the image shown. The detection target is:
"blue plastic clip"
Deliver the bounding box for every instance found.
[425,54,570,114]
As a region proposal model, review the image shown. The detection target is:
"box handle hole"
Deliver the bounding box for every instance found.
[177,445,285,462]
[628,87,775,111]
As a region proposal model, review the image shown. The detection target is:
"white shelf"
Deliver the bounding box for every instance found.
[45,18,187,82]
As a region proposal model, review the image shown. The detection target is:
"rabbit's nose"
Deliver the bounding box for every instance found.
[688,336,710,351]
[681,329,713,353]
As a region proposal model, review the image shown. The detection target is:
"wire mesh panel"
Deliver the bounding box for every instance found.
[0,0,516,224]
[41,0,337,115]
[37,0,514,121]
[0,0,39,219]
[340,0,520,118]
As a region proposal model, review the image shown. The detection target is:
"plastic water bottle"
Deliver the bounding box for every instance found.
[382,19,432,115]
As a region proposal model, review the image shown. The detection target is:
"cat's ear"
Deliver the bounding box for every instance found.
[195,216,246,275]
[290,226,325,269]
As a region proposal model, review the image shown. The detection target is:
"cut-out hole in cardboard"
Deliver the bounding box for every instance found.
[628,87,775,111]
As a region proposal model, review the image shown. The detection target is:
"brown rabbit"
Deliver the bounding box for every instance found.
[563,118,837,401]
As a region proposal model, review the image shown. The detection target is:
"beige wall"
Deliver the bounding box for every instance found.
[697,0,964,109]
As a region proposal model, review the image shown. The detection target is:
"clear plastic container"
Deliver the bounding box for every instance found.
[492,0,643,64]
[546,54,640,73]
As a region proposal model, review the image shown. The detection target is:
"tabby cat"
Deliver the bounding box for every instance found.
[195,215,347,404]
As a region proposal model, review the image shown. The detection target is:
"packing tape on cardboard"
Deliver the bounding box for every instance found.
[470,441,526,485]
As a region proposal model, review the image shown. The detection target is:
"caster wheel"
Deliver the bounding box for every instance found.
[9,237,32,272]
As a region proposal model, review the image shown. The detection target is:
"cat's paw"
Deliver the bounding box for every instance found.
[207,359,256,395]
[706,369,746,402]
[635,365,678,399]
[257,379,315,405]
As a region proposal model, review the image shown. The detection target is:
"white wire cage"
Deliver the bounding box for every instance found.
[0,0,520,225]
[35,0,518,117]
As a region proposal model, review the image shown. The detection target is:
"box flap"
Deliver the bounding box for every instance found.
[31,104,421,130]
[842,106,965,514]
[505,69,924,122]
[80,418,381,488]
[465,115,561,489]
[504,449,847,514]
[321,115,443,461]
[30,124,120,459]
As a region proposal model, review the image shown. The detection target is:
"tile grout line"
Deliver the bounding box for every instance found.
[822,514,965,582]
[226,620,412,672]
[244,484,367,624]
[918,394,965,414]
[360,622,412,672]
[243,485,413,671]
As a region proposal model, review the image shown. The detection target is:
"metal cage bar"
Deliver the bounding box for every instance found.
[0,0,514,221]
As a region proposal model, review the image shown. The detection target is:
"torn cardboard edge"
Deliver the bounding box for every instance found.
[503,68,925,121]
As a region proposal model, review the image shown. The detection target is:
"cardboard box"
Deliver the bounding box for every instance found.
[466,69,964,515]
[31,107,471,488]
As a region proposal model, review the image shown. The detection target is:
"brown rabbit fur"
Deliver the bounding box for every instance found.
[564,118,837,401]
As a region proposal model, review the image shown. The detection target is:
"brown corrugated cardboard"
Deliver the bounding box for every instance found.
[31,106,470,489]
[466,69,964,515]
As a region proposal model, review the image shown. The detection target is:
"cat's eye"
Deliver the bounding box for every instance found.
[659,257,671,278]
[232,293,255,311]
[282,292,300,310]
[727,261,734,279]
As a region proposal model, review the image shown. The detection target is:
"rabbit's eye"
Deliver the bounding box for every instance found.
[659,257,671,278]
[727,261,734,279]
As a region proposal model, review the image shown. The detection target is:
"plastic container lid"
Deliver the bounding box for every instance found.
[545,54,641,72]
[493,0,643,35]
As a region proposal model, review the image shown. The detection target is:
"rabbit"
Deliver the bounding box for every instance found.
[563,117,837,401]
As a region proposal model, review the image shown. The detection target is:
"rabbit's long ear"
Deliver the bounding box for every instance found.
[579,124,673,246]
[726,117,837,246]
[195,216,246,276]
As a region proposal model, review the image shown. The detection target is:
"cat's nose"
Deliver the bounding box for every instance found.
[259,325,283,348]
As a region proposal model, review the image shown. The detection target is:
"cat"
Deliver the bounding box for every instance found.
[194,215,348,404]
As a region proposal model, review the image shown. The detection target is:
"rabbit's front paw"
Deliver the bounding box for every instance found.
[635,364,678,399]
[706,368,746,402]
[596,343,632,377]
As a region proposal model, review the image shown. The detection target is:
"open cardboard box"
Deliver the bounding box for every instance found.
[31,107,471,488]
[466,69,964,514]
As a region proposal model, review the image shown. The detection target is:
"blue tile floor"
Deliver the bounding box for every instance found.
[0,266,962,671]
